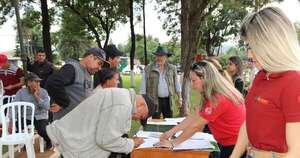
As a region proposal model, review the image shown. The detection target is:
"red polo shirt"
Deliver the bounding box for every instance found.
[0,64,24,95]
[246,70,300,153]
[199,95,245,146]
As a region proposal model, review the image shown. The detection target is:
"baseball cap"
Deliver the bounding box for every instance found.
[26,72,42,81]
[86,47,106,61]
[104,44,123,58]
[0,54,8,68]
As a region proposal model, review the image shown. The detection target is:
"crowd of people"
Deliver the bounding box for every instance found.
[0,6,300,158]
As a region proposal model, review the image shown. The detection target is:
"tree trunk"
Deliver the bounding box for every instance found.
[104,29,110,48]
[180,0,190,116]
[142,0,148,65]
[129,0,136,88]
[12,0,27,75]
[180,0,214,116]
[40,0,52,62]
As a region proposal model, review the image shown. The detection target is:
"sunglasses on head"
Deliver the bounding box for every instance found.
[191,61,207,70]
[191,62,207,78]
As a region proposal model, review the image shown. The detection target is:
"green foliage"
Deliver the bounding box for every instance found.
[0,0,15,25]
[155,0,276,57]
[53,0,136,48]
[118,35,181,64]
[120,34,160,63]
[155,0,180,41]
[52,9,94,60]
[219,46,247,66]
[199,0,275,56]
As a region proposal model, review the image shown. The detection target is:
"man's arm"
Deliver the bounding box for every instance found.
[45,64,75,109]
[34,89,50,110]
[95,104,134,154]
[5,68,25,91]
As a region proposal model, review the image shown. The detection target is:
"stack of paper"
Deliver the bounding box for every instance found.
[137,138,159,149]
[173,139,214,150]
[135,131,162,138]
[146,117,186,125]
[135,130,215,150]
[137,137,213,150]
[174,131,216,142]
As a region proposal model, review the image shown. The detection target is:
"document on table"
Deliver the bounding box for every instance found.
[164,117,186,123]
[135,131,214,150]
[135,131,162,138]
[137,137,214,150]
[172,139,214,150]
[146,117,186,125]
[137,138,159,149]
[174,131,217,142]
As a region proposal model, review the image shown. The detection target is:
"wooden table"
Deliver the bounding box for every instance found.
[131,148,210,158]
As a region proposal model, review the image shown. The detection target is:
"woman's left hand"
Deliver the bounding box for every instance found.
[154,140,174,149]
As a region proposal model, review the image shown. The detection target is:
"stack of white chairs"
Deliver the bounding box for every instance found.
[0,102,36,158]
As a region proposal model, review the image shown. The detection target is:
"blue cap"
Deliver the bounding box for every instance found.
[87,47,106,61]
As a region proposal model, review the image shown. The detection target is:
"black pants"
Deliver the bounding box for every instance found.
[152,97,172,119]
[34,119,51,145]
[219,144,247,158]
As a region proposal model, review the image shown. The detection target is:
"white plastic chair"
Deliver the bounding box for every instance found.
[0,102,36,158]
[0,95,15,106]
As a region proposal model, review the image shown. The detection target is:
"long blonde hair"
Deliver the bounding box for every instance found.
[191,60,244,106]
[206,58,233,84]
[240,7,300,72]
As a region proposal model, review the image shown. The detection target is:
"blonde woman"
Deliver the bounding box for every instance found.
[155,60,246,158]
[207,58,233,84]
[230,7,300,158]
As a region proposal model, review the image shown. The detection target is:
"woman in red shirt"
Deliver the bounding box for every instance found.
[156,60,246,158]
[230,7,300,158]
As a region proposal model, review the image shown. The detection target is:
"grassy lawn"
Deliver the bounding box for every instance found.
[121,74,202,137]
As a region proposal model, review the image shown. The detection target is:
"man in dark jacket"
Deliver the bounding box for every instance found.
[45,48,106,120]
[27,50,55,88]
[94,44,123,88]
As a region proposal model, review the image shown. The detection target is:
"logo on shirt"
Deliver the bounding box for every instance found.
[255,96,270,105]
[204,107,212,115]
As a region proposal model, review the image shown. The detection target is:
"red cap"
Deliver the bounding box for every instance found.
[0,54,8,68]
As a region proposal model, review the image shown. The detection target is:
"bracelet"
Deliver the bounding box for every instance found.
[169,141,175,150]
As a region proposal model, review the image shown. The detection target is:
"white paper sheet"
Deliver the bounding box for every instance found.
[164,117,186,123]
[135,131,162,138]
[146,117,185,125]
[137,138,159,149]
[173,139,214,150]
[174,131,216,142]
[137,137,214,150]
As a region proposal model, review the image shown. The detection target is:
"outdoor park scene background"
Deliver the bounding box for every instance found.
[1,0,300,137]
